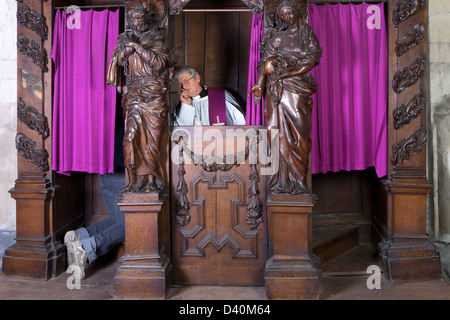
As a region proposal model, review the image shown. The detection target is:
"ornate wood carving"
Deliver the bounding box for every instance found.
[18,98,50,139]
[396,23,425,57]
[16,1,48,41]
[169,0,190,15]
[15,133,49,172]
[241,0,264,14]
[174,136,191,227]
[392,55,425,94]
[175,134,255,173]
[393,88,425,129]
[245,164,263,229]
[391,127,427,166]
[393,0,425,28]
[17,33,49,73]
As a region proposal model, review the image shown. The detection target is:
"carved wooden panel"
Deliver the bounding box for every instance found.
[170,126,266,286]
[179,171,258,258]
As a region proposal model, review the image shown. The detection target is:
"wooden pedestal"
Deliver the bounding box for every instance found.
[380,179,441,282]
[264,193,321,300]
[113,192,171,300]
[2,173,65,281]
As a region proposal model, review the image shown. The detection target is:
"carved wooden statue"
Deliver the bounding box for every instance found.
[107,0,173,193]
[249,0,322,194]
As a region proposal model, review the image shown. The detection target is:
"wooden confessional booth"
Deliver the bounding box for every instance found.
[4,0,442,300]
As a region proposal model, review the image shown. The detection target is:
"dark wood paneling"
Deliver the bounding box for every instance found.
[170,10,252,107]
[204,12,240,91]
[184,12,206,77]
[312,170,375,218]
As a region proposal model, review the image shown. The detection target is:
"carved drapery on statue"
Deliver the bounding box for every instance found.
[107,0,173,193]
[249,0,322,194]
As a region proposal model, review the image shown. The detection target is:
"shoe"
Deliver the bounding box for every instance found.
[64,230,79,244]
[64,231,80,267]
[66,239,87,280]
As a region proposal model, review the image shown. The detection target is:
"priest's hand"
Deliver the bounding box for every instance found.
[180,89,192,105]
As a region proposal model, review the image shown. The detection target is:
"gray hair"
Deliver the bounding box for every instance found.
[173,65,198,80]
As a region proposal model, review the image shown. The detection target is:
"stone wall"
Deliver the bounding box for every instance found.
[428,0,450,279]
[0,0,17,230]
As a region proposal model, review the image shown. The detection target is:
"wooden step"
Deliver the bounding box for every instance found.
[313,227,359,264]
[320,244,382,276]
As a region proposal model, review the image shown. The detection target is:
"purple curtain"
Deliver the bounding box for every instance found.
[309,3,388,178]
[51,9,119,174]
[246,14,265,125]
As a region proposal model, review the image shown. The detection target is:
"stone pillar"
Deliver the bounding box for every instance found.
[0,0,18,231]
[428,0,450,280]
[114,192,171,300]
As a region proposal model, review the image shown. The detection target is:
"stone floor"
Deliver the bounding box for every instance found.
[0,230,449,301]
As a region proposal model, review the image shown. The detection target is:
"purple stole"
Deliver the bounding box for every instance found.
[207,88,227,125]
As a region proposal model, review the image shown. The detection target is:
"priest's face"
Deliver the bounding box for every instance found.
[178,72,202,98]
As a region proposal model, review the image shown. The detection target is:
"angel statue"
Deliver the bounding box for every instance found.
[107,0,173,193]
[249,0,322,195]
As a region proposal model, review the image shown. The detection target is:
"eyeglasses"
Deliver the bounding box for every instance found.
[181,76,195,85]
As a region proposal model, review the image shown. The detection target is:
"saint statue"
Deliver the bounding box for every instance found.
[107,0,173,193]
[249,0,322,194]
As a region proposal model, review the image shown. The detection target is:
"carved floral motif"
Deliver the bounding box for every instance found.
[391,127,426,166]
[15,133,49,172]
[174,136,191,227]
[241,0,264,14]
[18,98,50,139]
[16,1,48,40]
[392,55,425,94]
[169,0,190,15]
[245,164,263,229]
[395,23,425,57]
[17,33,49,73]
[393,0,425,28]
[393,88,425,129]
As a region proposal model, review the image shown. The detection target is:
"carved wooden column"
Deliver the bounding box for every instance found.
[2,0,66,281]
[113,192,171,300]
[379,0,441,282]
